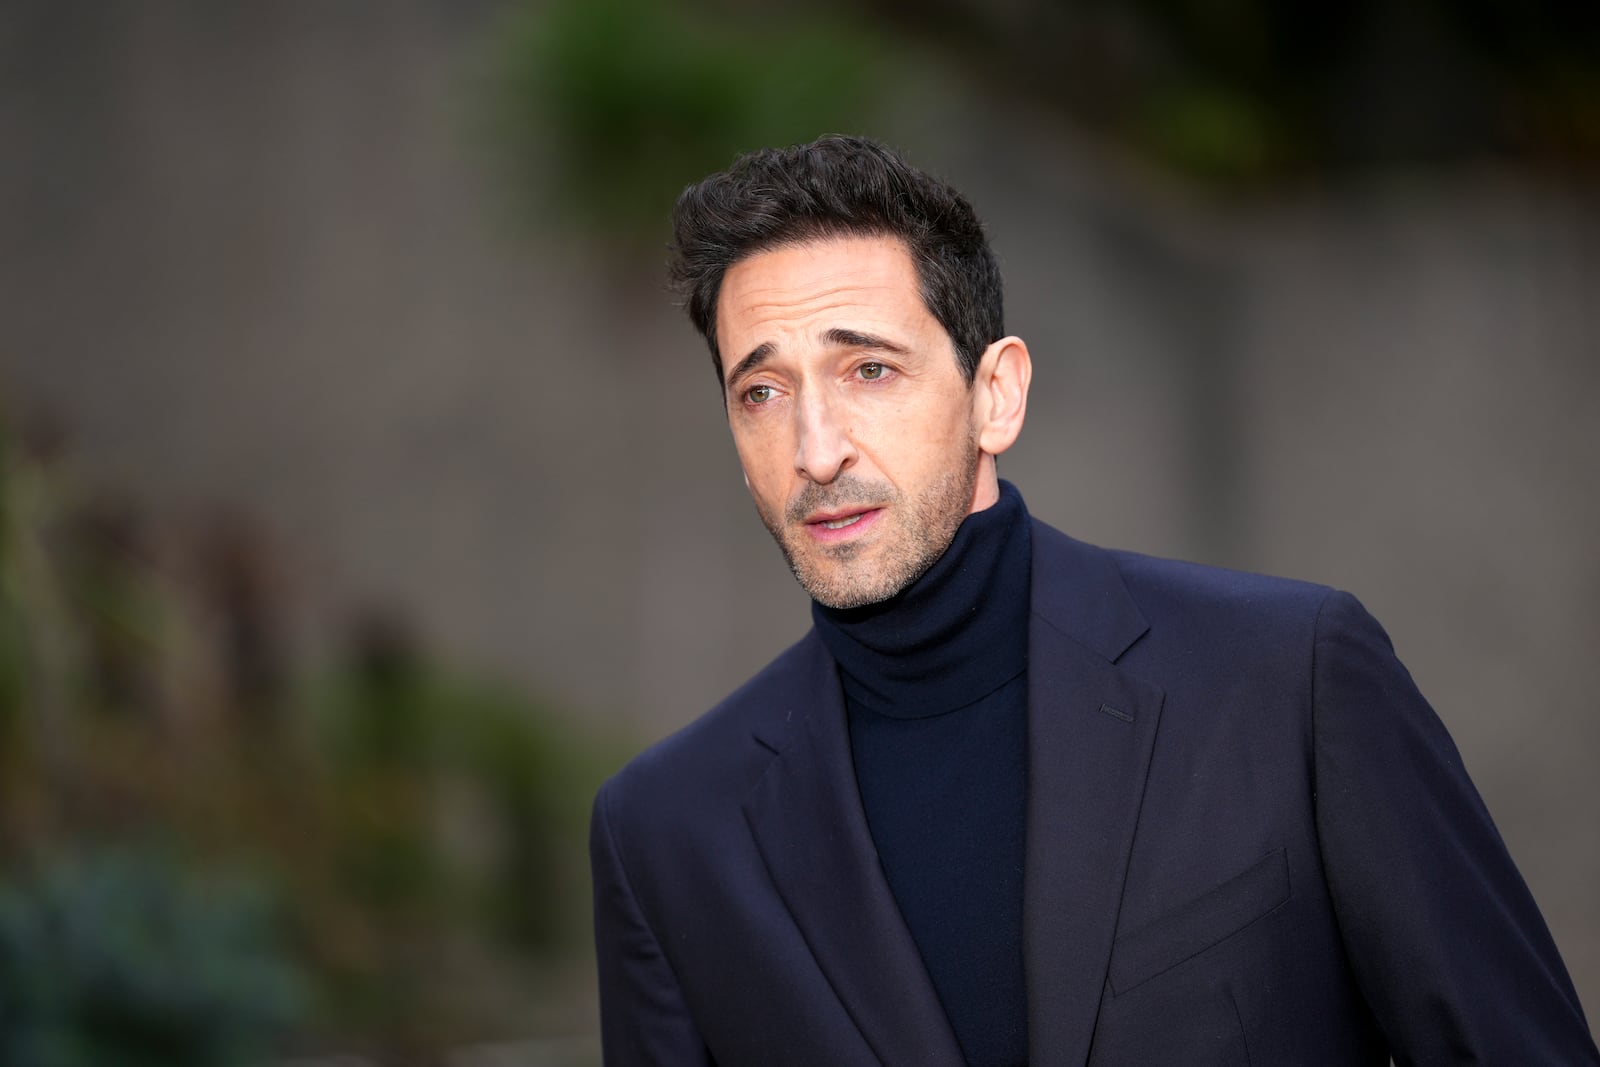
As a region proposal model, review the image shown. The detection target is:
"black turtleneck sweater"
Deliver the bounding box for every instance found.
[812,481,1031,1067]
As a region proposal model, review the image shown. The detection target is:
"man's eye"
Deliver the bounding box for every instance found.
[858,362,885,380]
[745,384,773,404]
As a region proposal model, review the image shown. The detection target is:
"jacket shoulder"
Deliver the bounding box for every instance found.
[1110,546,1333,622]
[1029,518,1344,663]
[599,629,821,820]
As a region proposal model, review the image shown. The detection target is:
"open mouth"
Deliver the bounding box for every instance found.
[803,506,883,542]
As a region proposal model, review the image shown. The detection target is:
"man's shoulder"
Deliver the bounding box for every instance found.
[599,628,822,818]
[1031,518,1344,651]
[1042,517,1329,602]
[1112,544,1334,614]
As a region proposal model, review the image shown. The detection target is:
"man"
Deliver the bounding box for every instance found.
[589,135,1597,1065]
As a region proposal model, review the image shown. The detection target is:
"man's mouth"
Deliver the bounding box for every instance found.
[803,506,883,542]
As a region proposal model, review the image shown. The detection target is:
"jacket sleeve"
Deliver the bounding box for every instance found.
[1311,590,1598,1064]
[591,777,715,1067]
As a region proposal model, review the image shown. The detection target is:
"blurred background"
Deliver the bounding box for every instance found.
[1,0,1596,1062]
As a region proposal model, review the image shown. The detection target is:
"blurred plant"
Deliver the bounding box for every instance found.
[316,613,620,963]
[849,0,1600,187]
[324,615,445,915]
[195,512,290,724]
[446,674,613,956]
[0,400,630,1057]
[0,411,26,747]
[486,0,894,241]
[0,846,305,1067]
[491,0,1600,191]
[0,409,82,848]
[57,497,169,718]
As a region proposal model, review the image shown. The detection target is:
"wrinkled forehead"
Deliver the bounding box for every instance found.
[716,237,931,347]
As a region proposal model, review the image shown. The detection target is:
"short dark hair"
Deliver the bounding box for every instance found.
[669,134,1004,386]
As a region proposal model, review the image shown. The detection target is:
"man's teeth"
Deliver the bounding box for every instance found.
[822,514,863,530]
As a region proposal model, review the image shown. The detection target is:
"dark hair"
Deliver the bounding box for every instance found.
[669,134,1004,386]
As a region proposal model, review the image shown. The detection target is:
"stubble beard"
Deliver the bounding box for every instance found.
[757,433,981,610]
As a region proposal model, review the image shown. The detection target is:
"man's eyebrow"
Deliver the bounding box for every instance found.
[725,329,908,391]
[726,342,774,389]
[823,328,909,355]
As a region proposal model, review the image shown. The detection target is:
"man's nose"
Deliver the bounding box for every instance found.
[793,390,857,484]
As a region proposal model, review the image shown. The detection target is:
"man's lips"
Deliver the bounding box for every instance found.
[802,506,884,543]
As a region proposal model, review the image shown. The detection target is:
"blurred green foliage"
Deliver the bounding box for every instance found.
[485,0,1599,206]
[0,403,629,1058]
[299,640,621,1052]
[487,0,894,241]
[863,0,1600,185]
[0,848,304,1067]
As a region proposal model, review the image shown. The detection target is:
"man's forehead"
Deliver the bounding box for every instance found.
[724,235,915,291]
[717,237,922,335]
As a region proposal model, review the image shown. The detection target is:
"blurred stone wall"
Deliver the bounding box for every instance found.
[2,0,1596,1019]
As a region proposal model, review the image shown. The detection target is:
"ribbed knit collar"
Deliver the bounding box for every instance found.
[811,480,1031,719]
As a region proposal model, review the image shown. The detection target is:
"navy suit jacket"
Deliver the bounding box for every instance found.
[591,519,1596,1065]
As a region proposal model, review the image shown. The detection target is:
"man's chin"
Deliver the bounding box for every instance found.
[803,577,901,611]
[791,553,909,610]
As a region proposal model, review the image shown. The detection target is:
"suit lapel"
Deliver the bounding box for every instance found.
[739,522,1162,1067]
[742,633,965,1067]
[1024,521,1165,1067]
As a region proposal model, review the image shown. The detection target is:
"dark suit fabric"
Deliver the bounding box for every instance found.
[591,519,1596,1065]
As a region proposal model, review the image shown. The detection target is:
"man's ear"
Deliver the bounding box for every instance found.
[972,336,1032,457]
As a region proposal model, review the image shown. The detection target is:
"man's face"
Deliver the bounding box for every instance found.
[717,235,991,609]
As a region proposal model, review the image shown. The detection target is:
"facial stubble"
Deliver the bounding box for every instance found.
[756,430,981,609]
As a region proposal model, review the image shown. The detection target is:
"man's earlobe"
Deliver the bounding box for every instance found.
[976,337,1032,457]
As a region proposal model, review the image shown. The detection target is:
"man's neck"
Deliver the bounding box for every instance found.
[811,481,1031,717]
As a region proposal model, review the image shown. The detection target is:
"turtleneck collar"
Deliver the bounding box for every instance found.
[811,480,1031,719]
